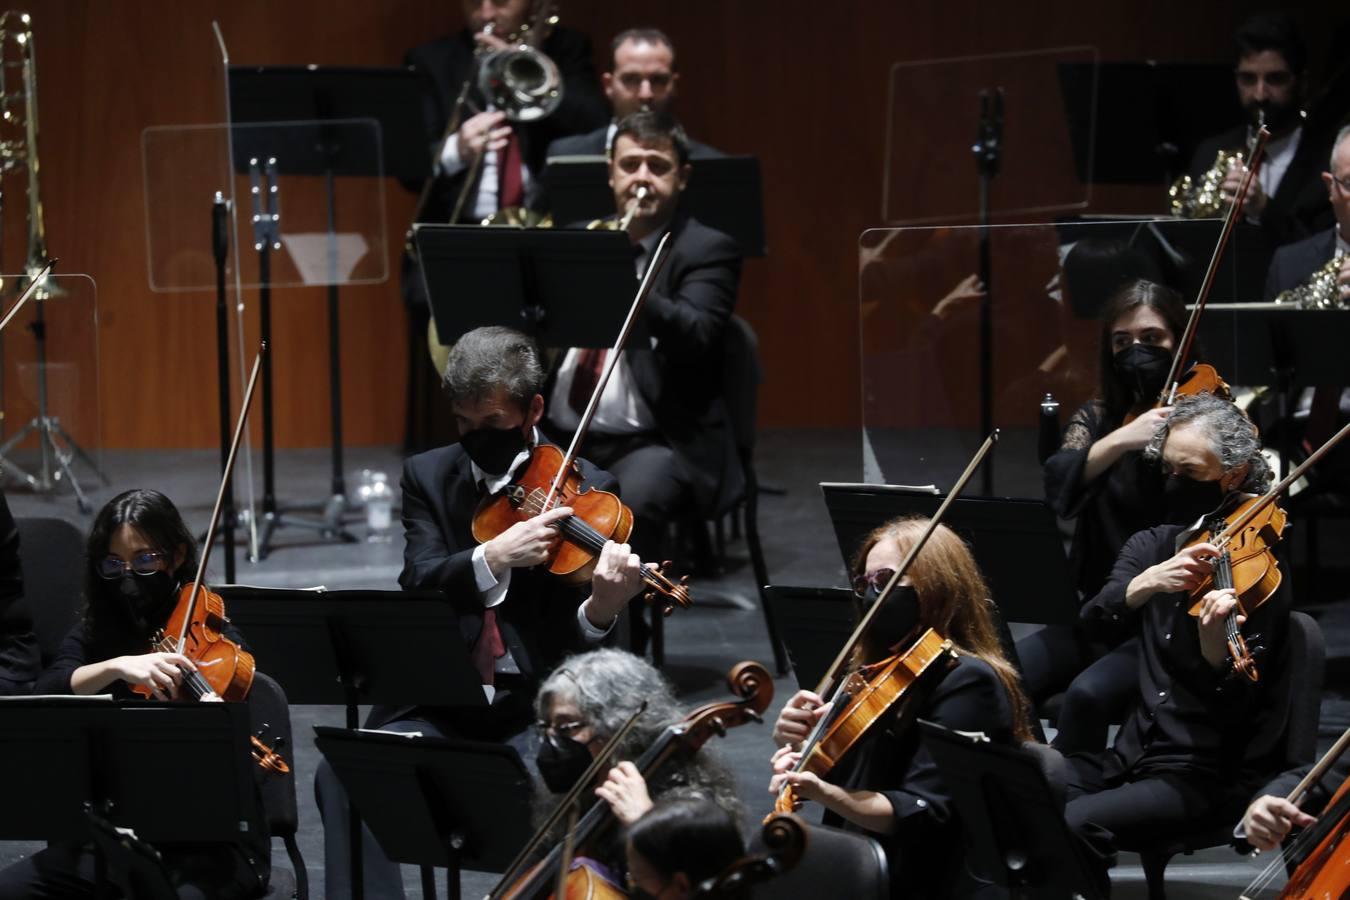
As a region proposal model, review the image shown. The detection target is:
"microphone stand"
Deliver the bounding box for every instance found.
[211,193,237,583]
[973,88,1003,496]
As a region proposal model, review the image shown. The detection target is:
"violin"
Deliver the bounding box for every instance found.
[470,231,692,615]
[490,660,774,900]
[770,433,996,820]
[692,813,808,898]
[1123,127,1270,426]
[1240,726,1350,899]
[1185,417,1350,680]
[128,344,288,775]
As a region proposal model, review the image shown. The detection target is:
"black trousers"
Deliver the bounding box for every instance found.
[1015,627,1140,755]
[0,841,265,900]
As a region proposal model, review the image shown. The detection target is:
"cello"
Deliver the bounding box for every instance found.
[471,231,692,614]
[770,432,997,818]
[489,660,774,900]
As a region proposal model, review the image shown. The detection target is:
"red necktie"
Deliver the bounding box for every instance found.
[472,608,507,686]
[498,130,524,209]
[568,348,608,415]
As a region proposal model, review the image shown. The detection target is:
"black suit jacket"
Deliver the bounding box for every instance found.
[405,26,608,224]
[0,491,36,695]
[1264,227,1338,299]
[549,214,744,516]
[545,125,725,160]
[1188,125,1334,249]
[377,442,614,728]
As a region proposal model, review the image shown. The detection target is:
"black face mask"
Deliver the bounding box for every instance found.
[112,571,178,630]
[1163,475,1228,525]
[459,425,528,477]
[862,583,922,652]
[536,733,592,794]
[1113,343,1172,404]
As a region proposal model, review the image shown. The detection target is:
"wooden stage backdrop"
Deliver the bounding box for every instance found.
[9,0,1340,448]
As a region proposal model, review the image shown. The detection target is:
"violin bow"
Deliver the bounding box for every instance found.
[811,431,999,697]
[172,342,265,653]
[1161,127,1269,405]
[542,232,673,510]
[0,260,56,334]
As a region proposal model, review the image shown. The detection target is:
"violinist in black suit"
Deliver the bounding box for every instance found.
[316,326,643,900]
[544,110,743,651]
[1186,13,1333,249]
[402,0,607,452]
[545,28,723,161]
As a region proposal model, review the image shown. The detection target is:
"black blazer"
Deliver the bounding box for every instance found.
[1264,227,1338,299]
[548,214,745,516]
[545,125,725,160]
[405,25,608,224]
[378,442,614,728]
[1188,125,1334,249]
[0,491,36,695]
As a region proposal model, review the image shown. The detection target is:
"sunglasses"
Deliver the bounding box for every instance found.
[851,568,897,598]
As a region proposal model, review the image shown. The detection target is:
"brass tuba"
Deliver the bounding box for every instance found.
[0,11,55,295]
[1274,252,1347,309]
[1169,111,1264,219]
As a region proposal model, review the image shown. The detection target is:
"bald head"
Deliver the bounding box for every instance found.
[1324,125,1350,239]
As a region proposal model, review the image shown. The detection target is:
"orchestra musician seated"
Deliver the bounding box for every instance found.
[0,489,270,899]
[315,326,645,899]
[1265,124,1350,302]
[544,109,744,653]
[0,488,38,696]
[768,516,1034,898]
[1060,394,1291,877]
[546,27,724,161]
[1237,754,1348,854]
[625,797,747,900]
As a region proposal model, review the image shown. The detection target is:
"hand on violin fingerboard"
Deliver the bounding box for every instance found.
[1196,587,1244,670]
[586,540,643,625]
[772,690,829,749]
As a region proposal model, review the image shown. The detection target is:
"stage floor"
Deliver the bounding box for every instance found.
[2,429,1345,897]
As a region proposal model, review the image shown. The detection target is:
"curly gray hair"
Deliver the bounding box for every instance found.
[1144,392,1272,493]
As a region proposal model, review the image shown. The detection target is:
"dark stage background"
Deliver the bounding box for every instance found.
[9,0,1343,449]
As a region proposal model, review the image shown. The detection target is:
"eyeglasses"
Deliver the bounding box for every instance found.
[851,568,897,598]
[1329,173,1350,194]
[535,719,587,739]
[96,551,166,580]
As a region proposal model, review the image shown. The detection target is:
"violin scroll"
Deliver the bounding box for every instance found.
[251,729,291,775]
[693,813,809,898]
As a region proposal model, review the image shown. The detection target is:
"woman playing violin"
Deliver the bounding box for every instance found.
[1019,278,1199,754]
[769,516,1033,898]
[0,488,270,899]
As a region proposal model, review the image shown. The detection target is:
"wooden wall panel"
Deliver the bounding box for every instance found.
[14,0,1340,447]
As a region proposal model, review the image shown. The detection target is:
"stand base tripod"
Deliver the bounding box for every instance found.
[0,413,109,513]
[254,494,357,562]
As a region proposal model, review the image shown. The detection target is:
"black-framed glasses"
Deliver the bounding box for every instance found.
[1329,173,1350,194]
[96,551,166,580]
[851,568,896,598]
[535,718,587,739]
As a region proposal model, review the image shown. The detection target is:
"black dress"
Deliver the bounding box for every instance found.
[824,656,1015,899]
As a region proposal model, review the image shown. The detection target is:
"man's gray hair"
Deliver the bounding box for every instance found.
[441,326,544,409]
[1331,124,1350,171]
[1144,392,1272,493]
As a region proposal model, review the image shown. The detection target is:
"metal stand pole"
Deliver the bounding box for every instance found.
[973,88,1004,496]
[212,194,237,583]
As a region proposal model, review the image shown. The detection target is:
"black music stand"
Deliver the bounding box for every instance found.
[543,156,767,257]
[0,698,257,843]
[820,483,1080,625]
[918,720,1103,899]
[414,225,645,349]
[214,585,486,900]
[228,66,429,558]
[314,727,534,900]
[763,586,856,689]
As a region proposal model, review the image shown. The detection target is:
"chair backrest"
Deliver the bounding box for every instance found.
[748,821,888,900]
[1276,610,1325,769]
[16,517,85,666]
[247,670,299,837]
[721,314,762,455]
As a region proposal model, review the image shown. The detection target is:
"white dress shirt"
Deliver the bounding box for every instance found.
[438,117,534,221]
[1248,125,1301,224]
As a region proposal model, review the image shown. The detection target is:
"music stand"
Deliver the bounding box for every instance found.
[414,225,646,349]
[0,698,258,843]
[820,483,1080,625]
[543,156,768,256]
[228,65,426,558]
[314,727,534,900]
[214,585,486,900]
[918,720,1103,899]
[763,586,856,689]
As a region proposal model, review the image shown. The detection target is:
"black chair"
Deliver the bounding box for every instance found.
[247,670,308,900]
[747,821,889,900]
[16,516,85,666]
[1129,610,1324,899]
